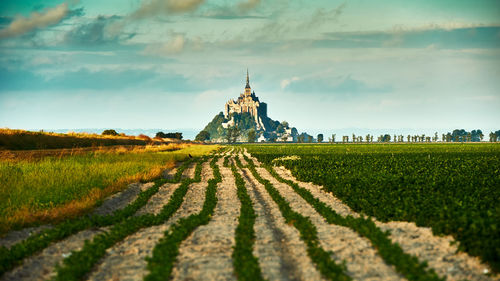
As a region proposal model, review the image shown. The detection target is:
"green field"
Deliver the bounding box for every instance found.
[243,143,500,272]
[0,144,218,233]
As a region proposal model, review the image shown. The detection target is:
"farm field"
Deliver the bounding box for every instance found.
[0,145,498,281]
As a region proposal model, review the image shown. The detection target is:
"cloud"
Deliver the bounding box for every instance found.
[282,74,392,98]
[143,34,186,55]
[238,0,261,11]
[280,76,299,89]
[0,3,69,39]
[64,15,135,45]
[318,26,500,49]
[131,0,205,19]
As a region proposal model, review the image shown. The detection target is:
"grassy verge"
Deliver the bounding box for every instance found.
[230,160,265,281]
[144,156,222,281]
[243,155,351,281]
[0,159,195,278]
[0,128,168,150]
[0,144,218,233]
[265,165,443,281]
[54,158,205,281]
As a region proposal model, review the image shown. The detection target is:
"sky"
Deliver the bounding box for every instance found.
[0,0,499,138]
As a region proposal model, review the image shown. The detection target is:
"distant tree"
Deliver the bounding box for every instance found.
[307,135,313,143]
[247,129,256,143]
[331,134,336,143]
[156,131,167,138]
[317,134,324,143]
[231,126,240,143]
[195,130,210,142]
[225,128,233,143]
[102,129,119,136]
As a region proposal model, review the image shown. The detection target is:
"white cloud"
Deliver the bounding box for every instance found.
[0,3,69,39]
[143,34,186,55]
[280,76,300,89]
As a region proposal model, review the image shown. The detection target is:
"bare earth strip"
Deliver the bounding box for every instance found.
[135,182,181,216]
[240,167,325,281]
[182,162,197,179]
[86,161,213,281]
[0,225,53,250]
[93,182,154,216]
[171,158,239,281]
[255,165,403,281]
[1,228,108,281]
[273,165,499,281]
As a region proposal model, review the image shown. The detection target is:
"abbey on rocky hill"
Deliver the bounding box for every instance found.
[224,70,267,130]
[200,70,298,143]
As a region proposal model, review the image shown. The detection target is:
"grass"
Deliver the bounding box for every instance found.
[0,144,218,233]
[0,128,172,150]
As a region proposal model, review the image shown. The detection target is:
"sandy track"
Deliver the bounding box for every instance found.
[171,158,239,281]
[1,228,108,281]
[94,182,154,216]
[87,161,213,281]
[273,165,498,281]
[256,165,403,281]
[182,162,197,179]
[241,167,325,281]
[135,182,180,216]
[0,225,53,250]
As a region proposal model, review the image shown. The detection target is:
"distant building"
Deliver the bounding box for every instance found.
[224,70,267,130]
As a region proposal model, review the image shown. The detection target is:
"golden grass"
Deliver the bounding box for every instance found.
[0,144,219,233]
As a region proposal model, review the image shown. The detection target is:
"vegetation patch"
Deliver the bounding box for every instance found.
[144,156,222,280]
[230,160,265,281]
[0,145,217,233]
[243,155,351,281]
[0,158,195,277]
[245,143,500,272]
[53,158,205,281]
[265,165,443,281]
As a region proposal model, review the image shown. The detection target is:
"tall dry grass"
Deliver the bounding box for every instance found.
[0,128,180,150]
[0,144,218,233]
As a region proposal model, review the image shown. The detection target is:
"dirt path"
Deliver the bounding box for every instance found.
[94,182,154,216]
[135,182,180,216]
[241,166,325,281]
[273,165,498,281]
[181,161,197,179]
[87,161,213,281]
[171,158,240,281]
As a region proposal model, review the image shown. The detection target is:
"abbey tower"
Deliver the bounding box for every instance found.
[224,70,267,130]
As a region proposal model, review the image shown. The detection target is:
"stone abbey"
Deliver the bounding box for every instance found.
[224,70,267,130]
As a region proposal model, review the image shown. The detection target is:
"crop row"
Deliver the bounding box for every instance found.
[264,164,442,281]
[245,143,500,272]
[0,158,195,278]
[144,156,221,280]
[54,158,205,280]
[230,159,265,281]
[243,155,351,280]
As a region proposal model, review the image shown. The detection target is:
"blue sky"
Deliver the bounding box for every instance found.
[0,0,499,137]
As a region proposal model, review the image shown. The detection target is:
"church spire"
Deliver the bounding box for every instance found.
[245,69,251,89]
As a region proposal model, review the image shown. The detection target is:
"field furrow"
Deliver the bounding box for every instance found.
[254,164,404,281]
[182,161,197,179]
[135,183,180,216]
[240,166,325,281]
[272,164,498,281]
[94,182,154,216]
[86,161,212,281]
[171,158,239,281]
[1,227,108,281]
